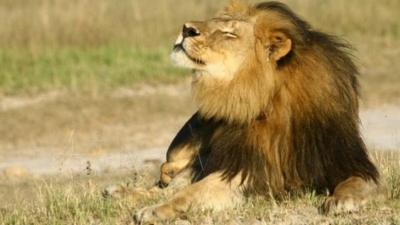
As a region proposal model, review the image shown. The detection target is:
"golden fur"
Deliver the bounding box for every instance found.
[106,1,385,224]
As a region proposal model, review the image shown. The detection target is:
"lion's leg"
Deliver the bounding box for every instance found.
[320,176,385,214]
[134,172,243,224]
[159,144,199,188]
[159,112,223,189]
[159,113,212,188]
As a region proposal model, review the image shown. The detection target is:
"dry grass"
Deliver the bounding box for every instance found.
[0,151,399,225]
[0,0,224,95]
[0,0,398,48]
[0,0,399,103]
[0,0,224,48]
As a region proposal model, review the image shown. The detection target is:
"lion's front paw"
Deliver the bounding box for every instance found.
[133,206,159,225]
[319,196,359,215]
[134,204,176,225]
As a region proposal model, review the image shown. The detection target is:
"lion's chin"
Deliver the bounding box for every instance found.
[171,50,193,68]
[171,48,205,69]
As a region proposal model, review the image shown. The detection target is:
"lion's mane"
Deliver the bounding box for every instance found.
[190,2,378,196]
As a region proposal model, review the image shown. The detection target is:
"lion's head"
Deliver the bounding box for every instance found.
[171,1,294,75]
[171,1,359,125]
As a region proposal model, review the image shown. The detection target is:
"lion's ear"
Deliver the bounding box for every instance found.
[266,31,292,61]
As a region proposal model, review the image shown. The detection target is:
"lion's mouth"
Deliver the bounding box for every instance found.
[173,44,205,65]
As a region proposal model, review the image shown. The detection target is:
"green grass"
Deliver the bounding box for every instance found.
[0,47,186,96]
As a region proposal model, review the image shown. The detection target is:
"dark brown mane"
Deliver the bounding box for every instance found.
[191,1,379,196]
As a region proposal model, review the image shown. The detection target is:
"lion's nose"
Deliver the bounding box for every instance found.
[182,24,200,38]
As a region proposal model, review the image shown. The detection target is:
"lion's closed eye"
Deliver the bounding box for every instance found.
[222,31,238,38]
[218,27,238,38]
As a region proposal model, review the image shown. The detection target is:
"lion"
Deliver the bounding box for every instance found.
[131,1,384,224]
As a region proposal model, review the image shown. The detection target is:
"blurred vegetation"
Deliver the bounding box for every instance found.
[0,0,399,96]
[0,47,186,95]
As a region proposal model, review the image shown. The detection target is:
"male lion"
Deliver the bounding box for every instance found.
[134,1,382,224]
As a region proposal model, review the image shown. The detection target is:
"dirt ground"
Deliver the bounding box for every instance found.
[0,81,399,178]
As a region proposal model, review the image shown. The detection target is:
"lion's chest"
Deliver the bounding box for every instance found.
[198,121,304,194]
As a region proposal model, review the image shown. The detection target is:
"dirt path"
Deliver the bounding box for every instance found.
[0,103,399,177]
[360,105,400,150]
[0,148,166,177]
